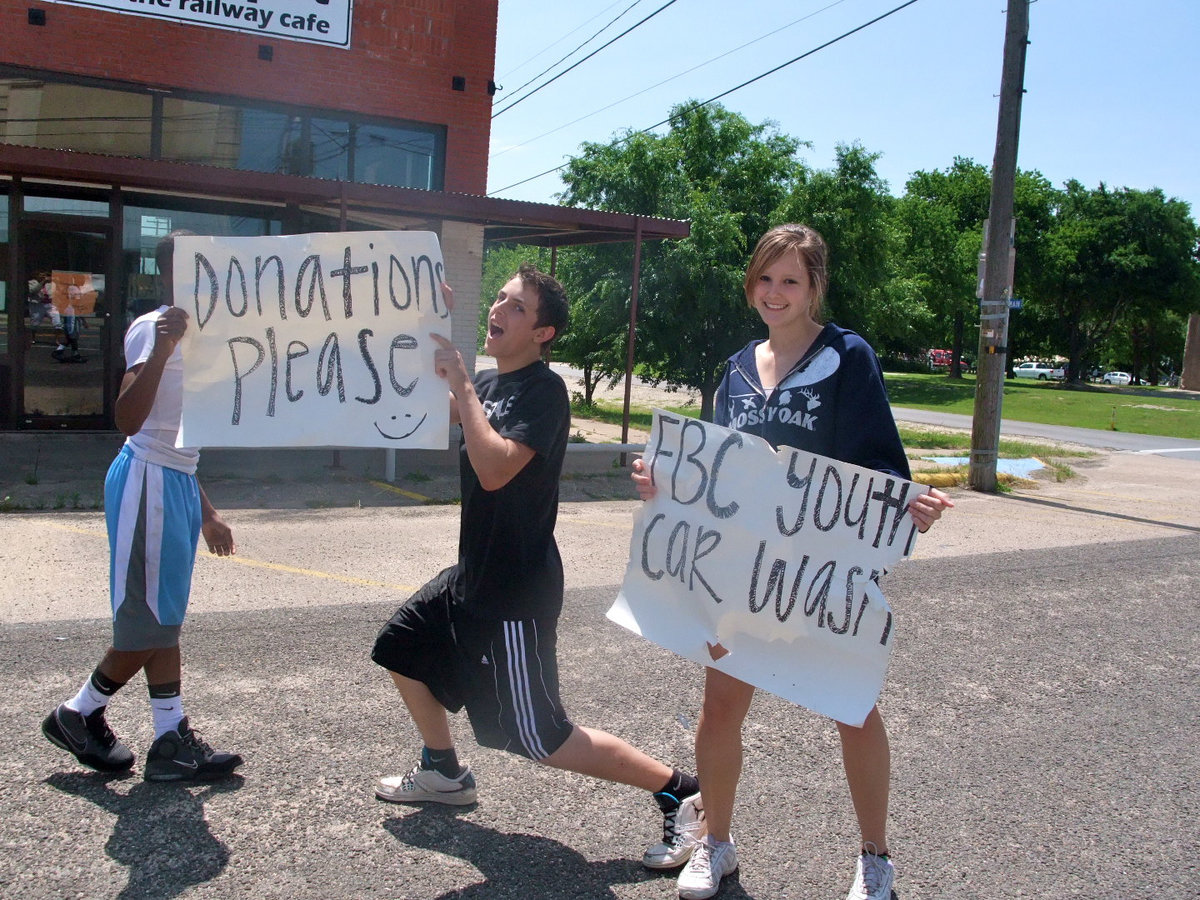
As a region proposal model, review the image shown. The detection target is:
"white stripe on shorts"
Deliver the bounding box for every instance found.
[111,454,166,622]
[502,621,551,760]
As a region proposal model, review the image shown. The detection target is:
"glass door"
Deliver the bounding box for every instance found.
[19,224,111,425]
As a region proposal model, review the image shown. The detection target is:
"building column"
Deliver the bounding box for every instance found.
[439,220,484,373]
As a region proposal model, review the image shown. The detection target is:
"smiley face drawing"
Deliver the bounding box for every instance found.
[374,411,428,441]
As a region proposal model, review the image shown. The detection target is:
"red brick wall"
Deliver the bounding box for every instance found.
[0,0,497,193]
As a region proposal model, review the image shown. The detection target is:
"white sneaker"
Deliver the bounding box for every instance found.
[376,763,477,805]
[846,845,896,900]
[677,834,738,900]
[644,791,705,869]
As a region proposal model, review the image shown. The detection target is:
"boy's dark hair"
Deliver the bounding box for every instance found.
[518,263,569,358]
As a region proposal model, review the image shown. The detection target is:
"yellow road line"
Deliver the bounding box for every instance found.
[369,480,433,502]
[40,522,104,538]
[218,555,415,592]
[36,520,414,592]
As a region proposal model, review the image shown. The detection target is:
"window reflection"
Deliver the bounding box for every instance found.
[161,97,243,167]
[0,79,152,157]
[1,74,444,190]
[355,123,436,189]
[120,206,280,329]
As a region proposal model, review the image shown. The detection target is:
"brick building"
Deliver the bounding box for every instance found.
[0,0,686,436]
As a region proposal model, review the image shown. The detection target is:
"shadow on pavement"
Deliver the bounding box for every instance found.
[383,804,758,899]
[45,771,244,900]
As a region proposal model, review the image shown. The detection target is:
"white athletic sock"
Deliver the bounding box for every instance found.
[150,695,185,738]
[65,677,111,716]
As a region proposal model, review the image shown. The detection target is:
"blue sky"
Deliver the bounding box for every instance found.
[488,0,1200,219]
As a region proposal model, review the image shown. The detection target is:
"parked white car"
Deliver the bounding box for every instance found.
[1012,361,1064,380]
[1102,371,1132,385]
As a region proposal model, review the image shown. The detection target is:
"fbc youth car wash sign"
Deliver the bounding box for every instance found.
[608,410,929,727]
[46,1,353,48]
[174,231,450,450]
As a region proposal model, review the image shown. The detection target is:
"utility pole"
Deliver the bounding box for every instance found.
[969,0,1031,492]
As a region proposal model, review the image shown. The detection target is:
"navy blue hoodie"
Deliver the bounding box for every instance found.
[714,323,911,479]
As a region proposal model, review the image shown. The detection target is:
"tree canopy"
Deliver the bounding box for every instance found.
[556,102,804,419]
[483,104,1200,397]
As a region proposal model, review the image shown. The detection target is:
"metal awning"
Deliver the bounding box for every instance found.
[0,143,690,247]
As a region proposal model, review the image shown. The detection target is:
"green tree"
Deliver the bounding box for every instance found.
[558,102,805,419]
[1027,182,1200,383]
[553,243,636,405]
[894,159,1057,377]
[894,158,990,375]
[774,143,924,354]
[1108,189,1200,383]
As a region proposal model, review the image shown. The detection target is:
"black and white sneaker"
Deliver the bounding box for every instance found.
[143,718,243,782]
[644,791,705,869]
[375,762,477,805]
[42,703,134,773]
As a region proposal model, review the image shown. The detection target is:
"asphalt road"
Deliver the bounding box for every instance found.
[891,407,1200,460]
[2,449,1198,899]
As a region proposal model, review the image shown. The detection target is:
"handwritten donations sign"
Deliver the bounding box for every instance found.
[176,231,449,450]
[608,410,928,726]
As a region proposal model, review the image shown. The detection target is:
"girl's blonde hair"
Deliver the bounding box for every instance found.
[743,224,829,319]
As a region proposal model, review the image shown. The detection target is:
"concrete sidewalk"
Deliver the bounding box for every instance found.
[0,430,643,512]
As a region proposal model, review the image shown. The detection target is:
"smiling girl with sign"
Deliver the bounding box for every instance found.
[632,224,953,900]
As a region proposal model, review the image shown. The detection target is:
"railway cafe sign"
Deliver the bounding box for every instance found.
[46,0,354,48]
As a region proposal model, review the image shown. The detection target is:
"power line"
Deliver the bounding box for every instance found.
[495,0,645,107]
[488,0,921,196]
[490,0,850,161]
[495,0,631,82]
[492,0,682,119]
[641,0,920,132]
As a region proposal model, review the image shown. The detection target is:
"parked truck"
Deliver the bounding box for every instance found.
[1012,361,1065,380]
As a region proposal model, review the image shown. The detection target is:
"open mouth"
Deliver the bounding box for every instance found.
[489,323,504,337]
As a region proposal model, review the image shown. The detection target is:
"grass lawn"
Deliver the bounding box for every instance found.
[882,373,1199,439]
[572,373,1198,440]
[570,397,1092,487]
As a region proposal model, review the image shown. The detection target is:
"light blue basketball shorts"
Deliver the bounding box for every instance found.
[105,446,202,650]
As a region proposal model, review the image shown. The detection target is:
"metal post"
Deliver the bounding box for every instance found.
[620,218,645,464]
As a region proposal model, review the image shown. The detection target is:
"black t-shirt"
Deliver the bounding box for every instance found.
[453,359,569,619]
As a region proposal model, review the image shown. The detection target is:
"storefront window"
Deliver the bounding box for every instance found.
[310,117,352,182]
[0,194,7,312]
[354,123,437,190]
[24,196,109,217]
[2,72,444,191]
[0,78,152,157]
[161,97,243,168]
[234,109,296,174]
[121,205,282,326]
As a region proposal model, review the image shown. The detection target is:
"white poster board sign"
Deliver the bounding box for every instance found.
[608,410,928,726]
[176,231,449,449]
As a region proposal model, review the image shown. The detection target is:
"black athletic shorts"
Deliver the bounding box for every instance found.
[371,567,575,761]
